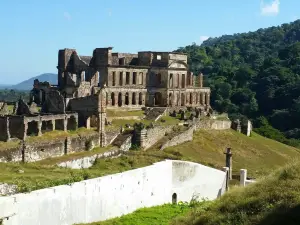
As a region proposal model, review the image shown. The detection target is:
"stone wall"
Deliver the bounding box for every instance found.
[0,160,226,225]
[0,132,101,163]
[141,125,174,150]
[160,125,195,150]
[194,119,232,130]
[57,135,132,169]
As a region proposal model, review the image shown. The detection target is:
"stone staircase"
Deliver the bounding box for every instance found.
[144,107,167,121]
[112,132,132,148]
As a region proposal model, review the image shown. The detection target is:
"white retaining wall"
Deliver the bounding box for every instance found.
[0,160,226,225]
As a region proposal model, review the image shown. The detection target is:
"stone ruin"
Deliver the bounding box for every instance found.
[231,119,252,136]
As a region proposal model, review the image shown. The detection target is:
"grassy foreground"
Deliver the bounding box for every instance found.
[174,161,300,225]
[78,203,193,225]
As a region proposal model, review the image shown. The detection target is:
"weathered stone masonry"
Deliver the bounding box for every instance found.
[50,47,211,110]
[0,113,78,142]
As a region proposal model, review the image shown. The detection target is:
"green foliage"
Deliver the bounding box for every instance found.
[175,161,300,225]
[177,20,300,145]
[79,197,211,225]
[0,89,29,102]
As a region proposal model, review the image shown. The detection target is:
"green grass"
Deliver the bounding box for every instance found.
[164,129,300,178]
[106,115,181,132]
[0,150,181,193]
[26,128,97,143]
[173,161,300,225]
[78,204,192,225]
[106,109,145,117]
[1,128,299,194]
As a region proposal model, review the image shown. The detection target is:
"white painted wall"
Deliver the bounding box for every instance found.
[0,160,226,225]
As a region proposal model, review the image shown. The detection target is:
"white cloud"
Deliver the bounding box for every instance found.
[64,12,71,21]
[260,0,280,16]
[199,36,209,42]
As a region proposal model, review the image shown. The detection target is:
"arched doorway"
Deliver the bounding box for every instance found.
[181,93,185,106]
[139,93,143,105]
[154,92,162,106]
[132,92,136,105]
[172,193,177,204]
[168,93,173,106]
[125,92,129,105]
[111,93,115,106]
[118,93,122,107]
[190,93,193,105]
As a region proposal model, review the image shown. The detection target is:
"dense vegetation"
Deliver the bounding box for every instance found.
[174,161,300,225]
[177,20,300,146]
[0,89,29,102]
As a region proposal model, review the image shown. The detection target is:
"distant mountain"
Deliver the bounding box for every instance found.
[8,73,57,90]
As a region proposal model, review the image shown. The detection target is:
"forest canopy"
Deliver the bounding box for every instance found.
[176,20,300,146]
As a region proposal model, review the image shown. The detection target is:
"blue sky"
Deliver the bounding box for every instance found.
[0,0,298,84]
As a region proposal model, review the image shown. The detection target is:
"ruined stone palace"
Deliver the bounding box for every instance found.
[0,47,212,144]
[52,47,211,109]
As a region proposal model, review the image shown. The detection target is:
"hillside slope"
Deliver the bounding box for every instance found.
[1,129,298,192]
[9,73,57,90]
[177,19,300,145]
[174,161,300,225]
[164,130,300,178]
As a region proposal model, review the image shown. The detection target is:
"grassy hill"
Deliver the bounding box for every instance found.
[163,130,300,178]
[1,129,299,193]
[174,160,300,225]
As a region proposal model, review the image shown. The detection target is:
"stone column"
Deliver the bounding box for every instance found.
[224,147,233,180]
[0,117,11,141]
[51,119,56,131]
[222,167,229,191]
[206,93,210,106]
[37,120,42,136]
[98,88,107,147]
[114,93,118,107]
[63,115,68,131]
[122,94,126,106]
[240,169,247,187]
[23,120,28,141]
[106,92,111,106]
[129,72,133,85]
[128,93,132,106]
[190,72,193,87]
[199,73,203,87]
[201,93,205,105]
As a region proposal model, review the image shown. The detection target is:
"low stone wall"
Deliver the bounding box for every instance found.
[57,135,132,169]
[142,125,174,150]
[0,146,22,163]
[57,148,121,169]
[195,119,232,130]
[160,126,195,150]
[0,132,101,163]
